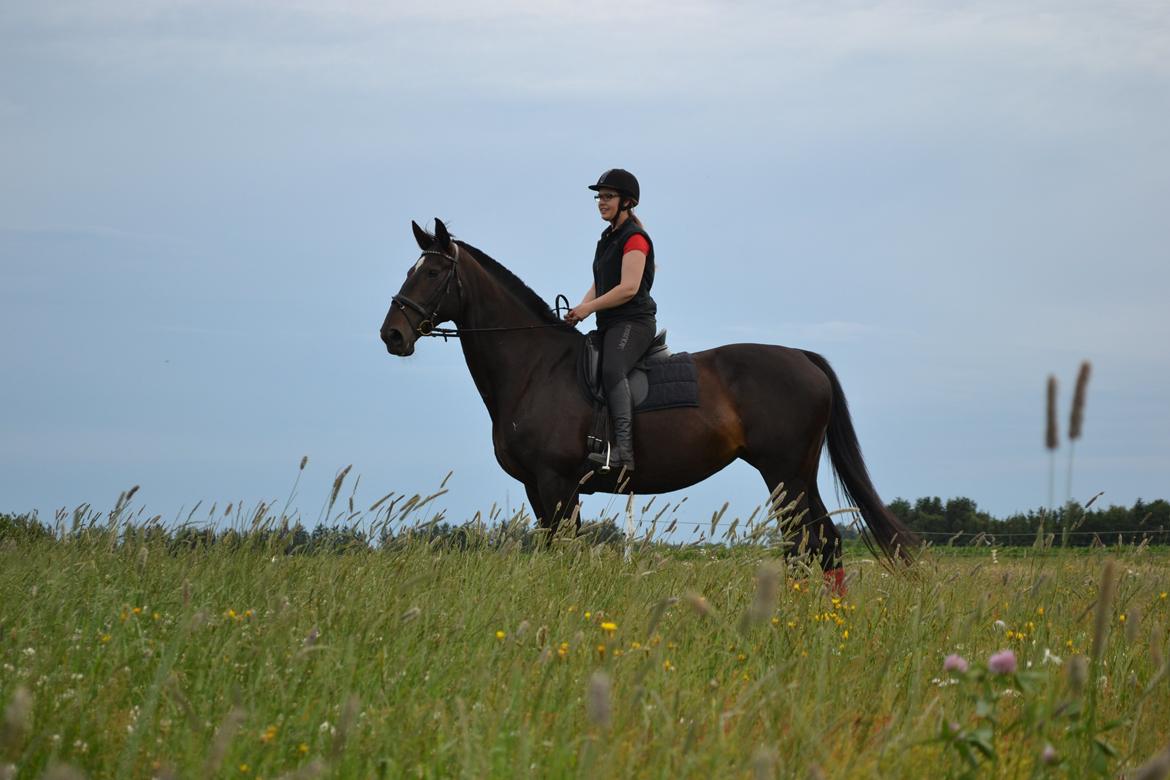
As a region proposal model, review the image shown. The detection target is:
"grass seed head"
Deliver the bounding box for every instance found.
[586,671,612,729]
[1069,361,1092,441]
[1091,560,1119,665]
[1,686,32,755]
[1046,375,1059,450]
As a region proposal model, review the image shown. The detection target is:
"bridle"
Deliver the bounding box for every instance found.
[391,246,463,338]
[391,243,572,341]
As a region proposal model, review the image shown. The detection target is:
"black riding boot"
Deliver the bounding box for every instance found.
[609,376,636,473]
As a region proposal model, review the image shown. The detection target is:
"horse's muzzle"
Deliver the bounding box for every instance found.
[381,326,413,356]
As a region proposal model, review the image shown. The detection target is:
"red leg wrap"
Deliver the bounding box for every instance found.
[823,567,847,597]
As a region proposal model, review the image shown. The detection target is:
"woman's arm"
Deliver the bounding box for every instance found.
[573,251,646,318]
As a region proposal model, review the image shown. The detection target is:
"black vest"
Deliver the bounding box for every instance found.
[592,218,656,328]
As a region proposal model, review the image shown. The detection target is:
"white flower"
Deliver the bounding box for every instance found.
[994,620,1007,631]
[1043,648,1063,666]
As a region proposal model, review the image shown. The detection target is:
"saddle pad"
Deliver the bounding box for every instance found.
[636,353,699,412]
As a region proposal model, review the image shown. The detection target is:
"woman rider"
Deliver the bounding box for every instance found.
[564,168,657,473]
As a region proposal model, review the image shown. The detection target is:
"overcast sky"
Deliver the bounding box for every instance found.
[2,1,1167,535]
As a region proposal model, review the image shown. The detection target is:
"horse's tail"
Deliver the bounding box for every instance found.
[801,350,919,565]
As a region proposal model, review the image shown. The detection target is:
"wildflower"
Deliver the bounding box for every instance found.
[596,644,606,659]
[244,609,254,619]
[842,630,849,640]
[1041,744,1058,765]
[298,743,309,754]
[1118,613,1126,624]
[239,764,250,773]
[663,659,675,672]
[99,634,111,644]
[771,616,780,626]
[787,620,797,629]
[260,724,278,743]
[943,654,969,674]
[132,607,142,616]
[600,621,617,635]
[495,631,506,641]
[152,612,160,621]
[630,641,641,650]
[994,620,1007,631]
[584,611,592,620]
[557,642,570,660]
[1036,607,1045,616]
[1160,592,1167,600]
[989,649,1017,675]
[792,582,802,592]
[1042,648,1063,666]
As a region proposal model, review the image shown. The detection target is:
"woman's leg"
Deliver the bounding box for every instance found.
[598,319,656,470]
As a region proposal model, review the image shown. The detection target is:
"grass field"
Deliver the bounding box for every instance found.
[3,521,1170,778]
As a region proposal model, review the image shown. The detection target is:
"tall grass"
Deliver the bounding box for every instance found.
[2,514,1169,777]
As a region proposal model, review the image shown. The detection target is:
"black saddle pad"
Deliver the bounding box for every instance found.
[635,353,699,412]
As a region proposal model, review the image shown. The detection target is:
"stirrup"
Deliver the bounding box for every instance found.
[587,443,614,472]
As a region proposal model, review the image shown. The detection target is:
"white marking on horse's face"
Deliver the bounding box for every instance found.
[412,256,426,274]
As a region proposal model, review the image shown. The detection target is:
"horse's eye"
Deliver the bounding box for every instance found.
[426,269,440,278]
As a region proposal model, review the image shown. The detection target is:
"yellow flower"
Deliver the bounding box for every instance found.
[1036,607,1045,616]
[771,616,780,626]
[495,630,506,640]
[1160,592,1167,600]
[600,621,617,634]
[298,743,309,755]
[663,659,675,672]
[244,609,254,619]
[239,764,250,773]
[557,642,569,660]
[99,633,111,644]
[842,629,849,640]
[567,605,577,613]
[584,611,592,620]
[613,649,624,657]
[152,612,160,621]
[596,644,606,659]
[1119,614,1127,623]
[787,621,797,629]
[227,609,238,620]
[631,641,641,650]
[792,582,802,592]
[737,653,747,663]
[260,724,278,744]
[132,607,142,616]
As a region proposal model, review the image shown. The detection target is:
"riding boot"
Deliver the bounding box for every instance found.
[609,377,636,473]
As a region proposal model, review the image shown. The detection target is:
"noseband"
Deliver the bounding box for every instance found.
[391,246,463,337]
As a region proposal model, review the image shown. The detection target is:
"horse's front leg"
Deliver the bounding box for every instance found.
[536,474,581,536]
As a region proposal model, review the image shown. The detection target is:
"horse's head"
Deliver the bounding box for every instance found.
[380,218,464,356]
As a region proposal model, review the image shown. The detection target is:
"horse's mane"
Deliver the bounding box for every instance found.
[434,235,572,330]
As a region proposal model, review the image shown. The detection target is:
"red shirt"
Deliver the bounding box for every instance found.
[622,234,650,255]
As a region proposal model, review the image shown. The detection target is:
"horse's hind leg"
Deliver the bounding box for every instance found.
[754,461,846,594]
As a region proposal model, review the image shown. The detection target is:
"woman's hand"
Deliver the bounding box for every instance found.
[564,304,590,325]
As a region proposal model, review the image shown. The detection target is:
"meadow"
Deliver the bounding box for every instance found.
[3,510,1170,779]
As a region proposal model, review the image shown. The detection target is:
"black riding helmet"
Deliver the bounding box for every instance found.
[588,168,640,207]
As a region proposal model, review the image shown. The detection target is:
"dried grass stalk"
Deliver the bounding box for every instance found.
[1069,361,1092,441]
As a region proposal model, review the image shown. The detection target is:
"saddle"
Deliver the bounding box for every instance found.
[577,330,700,470]
[579,329,673,407]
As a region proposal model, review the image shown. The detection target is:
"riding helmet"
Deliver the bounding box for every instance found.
[588,169,640,206]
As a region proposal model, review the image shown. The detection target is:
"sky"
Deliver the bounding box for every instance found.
[2,0,1168,536]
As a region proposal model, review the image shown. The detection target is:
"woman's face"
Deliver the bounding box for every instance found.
[595,187,621,222]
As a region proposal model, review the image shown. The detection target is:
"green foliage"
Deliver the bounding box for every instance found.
[2,526,1169,777]
[888,497,1170,547]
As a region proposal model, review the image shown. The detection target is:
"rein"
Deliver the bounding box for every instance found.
[393,245,573,341]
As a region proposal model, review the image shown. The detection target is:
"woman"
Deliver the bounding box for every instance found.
[564,168,657,473]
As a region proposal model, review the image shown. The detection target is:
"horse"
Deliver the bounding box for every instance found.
[379,219,918,581]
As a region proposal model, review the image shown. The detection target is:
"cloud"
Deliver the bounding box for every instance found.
[7,0,1167,101]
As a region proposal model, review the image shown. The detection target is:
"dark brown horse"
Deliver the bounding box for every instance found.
[380,219,917,575]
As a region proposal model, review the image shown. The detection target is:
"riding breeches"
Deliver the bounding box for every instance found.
[600,318,656,400]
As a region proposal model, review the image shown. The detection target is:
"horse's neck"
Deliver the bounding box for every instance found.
[456,261,578,424]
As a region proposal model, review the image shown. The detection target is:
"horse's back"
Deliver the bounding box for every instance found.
[694,342,832,406]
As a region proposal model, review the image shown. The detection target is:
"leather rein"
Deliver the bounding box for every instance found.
[392,245,572,341]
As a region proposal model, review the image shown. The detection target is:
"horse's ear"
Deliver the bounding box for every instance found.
[411,220,430,251]
[434,218,451,248]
